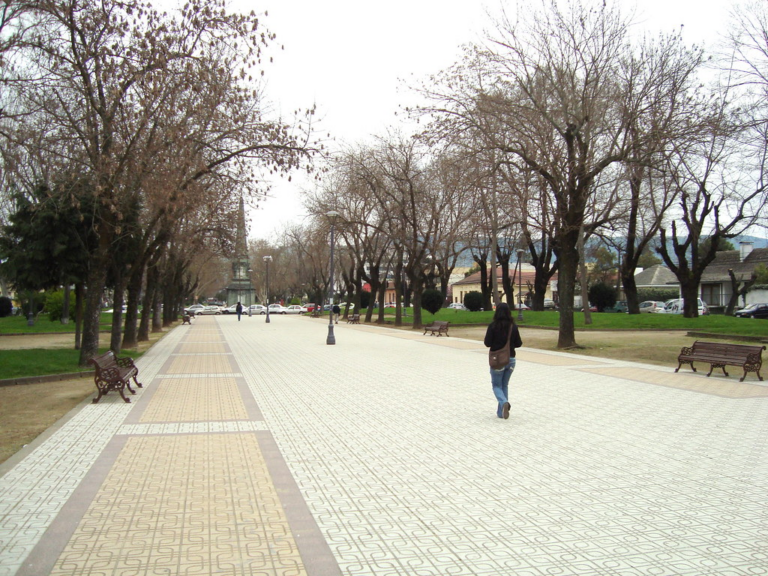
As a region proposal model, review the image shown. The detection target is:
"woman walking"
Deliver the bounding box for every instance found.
[484,303,523,419]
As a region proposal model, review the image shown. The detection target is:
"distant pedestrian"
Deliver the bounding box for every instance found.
[332,304,340,324]
[236,301,243,321]
[484,303,523,419]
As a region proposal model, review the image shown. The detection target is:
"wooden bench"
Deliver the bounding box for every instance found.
[347,313,360,324]
[423,320,450,337]
[182,314,193,324]
[89,351,143,404]
[676,341,765,382]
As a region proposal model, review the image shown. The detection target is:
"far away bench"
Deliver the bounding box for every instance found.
[676,341,765,382]
[423,320,450,337]
[89,351,143,403]
[347,313,360,324]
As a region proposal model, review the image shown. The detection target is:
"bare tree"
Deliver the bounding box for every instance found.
[658,94,767,317]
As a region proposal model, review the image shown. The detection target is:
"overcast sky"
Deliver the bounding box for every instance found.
[242,0,734,239]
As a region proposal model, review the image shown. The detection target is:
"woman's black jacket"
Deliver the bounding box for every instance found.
[484,321,523,357]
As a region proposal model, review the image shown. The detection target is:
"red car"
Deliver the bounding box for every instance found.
[304,303,317,312]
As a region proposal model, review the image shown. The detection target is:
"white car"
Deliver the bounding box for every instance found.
[248,304,266,315]
[185,304,206,316]
[198,305,222,315]
[448,303,467,311]
[639,301,666,313]
[222,304,240,314]
[268,304,288,314]
[285,305,307,314]
[665,298,709,315]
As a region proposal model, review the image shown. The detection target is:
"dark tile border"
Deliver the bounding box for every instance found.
[256,431,342,576]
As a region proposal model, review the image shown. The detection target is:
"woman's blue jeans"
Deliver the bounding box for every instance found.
[490,358,516,417]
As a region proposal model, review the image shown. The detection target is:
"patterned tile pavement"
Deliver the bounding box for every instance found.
[1,315,767,575]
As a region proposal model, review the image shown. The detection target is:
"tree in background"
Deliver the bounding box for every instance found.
[421,289,444,315]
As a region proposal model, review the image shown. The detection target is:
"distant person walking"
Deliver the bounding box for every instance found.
[484,303,523,419]
[236,301,243,321]
[332,304,341,324]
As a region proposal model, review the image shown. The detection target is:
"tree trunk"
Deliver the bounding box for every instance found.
[499,255,513,306]
[74,283,84,350]
[394,258,403,326]
[410,279,423,328]
[622,269,640,314]
[79,262,109,366]
[122,263,145,349]
[680,280,700,318]
[555,235,579,349]
[376,282,387,323]
[61,284,71,324]
[138,264,156,341]
[578,226,592,325]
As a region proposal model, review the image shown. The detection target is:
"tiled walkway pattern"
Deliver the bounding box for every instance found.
[1,315,768,575]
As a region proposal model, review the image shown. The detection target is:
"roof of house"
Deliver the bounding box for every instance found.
[451,266,555,286]
[701,248,768,282]
[633,265,678,287]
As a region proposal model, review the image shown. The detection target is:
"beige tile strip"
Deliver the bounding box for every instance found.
[518,349,608,366]
[578,366,768,398]
[49,434,307,576]
[139,376,248,423]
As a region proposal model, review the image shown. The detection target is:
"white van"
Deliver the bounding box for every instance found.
[665,298,709,315]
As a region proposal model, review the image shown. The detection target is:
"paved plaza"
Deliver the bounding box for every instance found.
[1,315,767,576]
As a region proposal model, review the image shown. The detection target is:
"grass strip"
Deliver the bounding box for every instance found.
[356,309,768,337]
[0,315,113,334]
[0,348,142,380]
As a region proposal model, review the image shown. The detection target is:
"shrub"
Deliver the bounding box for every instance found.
[637,288,679,303]
[0,296,12,317]
[588,282,617,312]
[45,290,65,322]
[464,291,483,312]
[421,289,443,315]
[360,290,371,310]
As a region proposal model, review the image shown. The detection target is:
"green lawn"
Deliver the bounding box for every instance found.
[0,347,142,380]
[0,314,115,334]
[365,308,768,338]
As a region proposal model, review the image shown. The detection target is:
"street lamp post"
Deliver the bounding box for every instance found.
[326,210,339,345]
[517,250,524,322]
[263,255,272,323]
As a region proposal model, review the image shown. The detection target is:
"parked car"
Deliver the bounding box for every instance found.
[198,305,222,315]
[384,303,397,308]
[639,301,666,313]
[184,304,206,316]
[603,301,628,313]
[665,298,709,315]
[304,303,317,312]
[543,298,557,309]
[268,304,288,314]
[248,304,266,315]
[448,303,467,311]
[221,304,239,314]
[285,305,307,314]
[734,303,768,319]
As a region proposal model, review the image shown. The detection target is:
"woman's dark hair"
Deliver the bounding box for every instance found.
[491,302,515,336]
[493,302,513,323]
